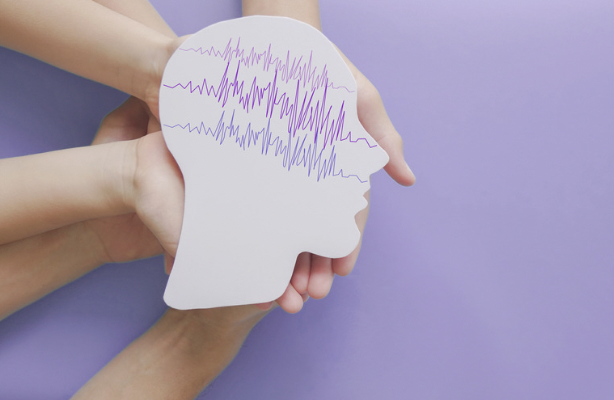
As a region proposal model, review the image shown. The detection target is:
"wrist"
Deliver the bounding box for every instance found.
[71,307,262,399]
[86,139,140,235]
[99,139,140,217]
[242,0,322,30]
[165,306,267,345]
[139,36,185,119]
[156,308,258,366]
[0,223,104,321]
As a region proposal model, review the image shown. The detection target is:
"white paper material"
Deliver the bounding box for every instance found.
[159,16,389,309]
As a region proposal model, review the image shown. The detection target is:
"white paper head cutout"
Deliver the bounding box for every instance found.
[159,16,389,309]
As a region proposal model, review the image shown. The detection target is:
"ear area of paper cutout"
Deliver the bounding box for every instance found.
[159,16,389,310]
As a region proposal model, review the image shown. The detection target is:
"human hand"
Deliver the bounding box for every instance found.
[84,98,308,313]
[272,50,417,313]
[90,27,414,316]
[141,36,187,120]
[71,304,275,400]
[83,97,163,265]
[240,2,415,311]
[178,302,274,333]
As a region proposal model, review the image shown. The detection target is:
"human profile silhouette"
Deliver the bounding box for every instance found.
[159,16,388,309]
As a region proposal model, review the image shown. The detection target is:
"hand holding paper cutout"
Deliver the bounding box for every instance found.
[159,16,396,309]
[84,97,164,264]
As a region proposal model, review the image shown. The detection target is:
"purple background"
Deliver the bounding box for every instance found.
[1,0,613,398]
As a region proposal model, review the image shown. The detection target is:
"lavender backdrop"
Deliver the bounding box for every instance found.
[1,1,613,398]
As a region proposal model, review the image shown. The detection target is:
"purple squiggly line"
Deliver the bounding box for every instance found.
[164,111,367,183]
[163,62,376,150]
[179,37,354,93]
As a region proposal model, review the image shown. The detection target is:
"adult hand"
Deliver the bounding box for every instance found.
[71,304,274,400]
[278,51,417,312]
[88,98,308,313]
[241,0,416,312]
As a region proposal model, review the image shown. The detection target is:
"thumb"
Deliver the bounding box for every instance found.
[356,77,416,186]
[164,252,175,275]
[148,35,193,121]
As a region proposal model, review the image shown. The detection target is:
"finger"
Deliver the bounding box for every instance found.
[93,97,150,145]
[135,132,185,259]
[147,35,192,120]
[333,245,359,277]
[356,79,416,186]
[333,192,370,276]
[148,114,162,134]
[276,284,305,314]
[290,252,311,294]
[333,45,415,186]
[255,301,275,311]
[307,255,334,299]
[164,252,174,275]
[146,100,162,134]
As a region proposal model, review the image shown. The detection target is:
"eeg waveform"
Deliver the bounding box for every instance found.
[162,37,378,183]
[178,38,354,93]
[164,111,366,183]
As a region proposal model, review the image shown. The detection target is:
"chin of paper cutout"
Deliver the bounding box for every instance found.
[159,16,389,310]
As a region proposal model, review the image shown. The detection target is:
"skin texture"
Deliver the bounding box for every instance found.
[242,0,416,310]
[0,0,415,398]
[0,0,415,312]
[71,307,271,399]
[0,0,174,111]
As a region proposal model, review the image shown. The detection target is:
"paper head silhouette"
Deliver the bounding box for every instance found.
[159,16,389,309]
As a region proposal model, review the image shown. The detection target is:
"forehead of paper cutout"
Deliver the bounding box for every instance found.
[159,16,388,183]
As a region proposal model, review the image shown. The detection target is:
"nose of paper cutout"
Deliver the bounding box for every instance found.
[159,16,389,310]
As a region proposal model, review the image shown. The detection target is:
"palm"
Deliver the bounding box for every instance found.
[282,55,416,312]
[91,58,414,313]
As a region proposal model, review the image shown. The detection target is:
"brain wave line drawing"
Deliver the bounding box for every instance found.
[159,16,389,309]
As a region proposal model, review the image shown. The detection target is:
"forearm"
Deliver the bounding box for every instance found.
[0,140,134,245]
[90,0,180,115]
[91,0,176,38]
[0,0,173,103]
[0,222,104,320]
[242,0,321,30]
[71,308,261,400]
